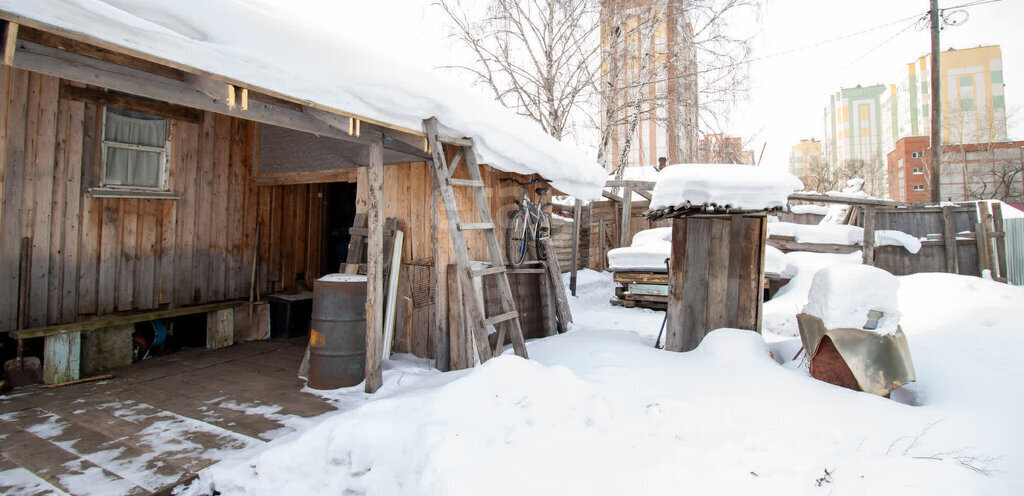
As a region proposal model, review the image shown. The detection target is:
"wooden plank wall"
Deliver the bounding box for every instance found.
[867,206,981,277]
[0,67,321,333]
[351,147,537,361]
[665,214,766,353]
[586,200,670,271]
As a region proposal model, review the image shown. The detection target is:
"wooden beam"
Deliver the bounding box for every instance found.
[60,84,201,122]
[17,25,183,80]
[604,179,656,190]
[767,236,861,255]
[252,169,358,186]
[364,137,385,393]
[620,187,632,248]
[601,190,623,203]
[788,192,907,208]
[2,21,17,66]
[7,300,247,340]
[13,39,371,144]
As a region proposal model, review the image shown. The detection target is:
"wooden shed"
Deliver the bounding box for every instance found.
[0,8,600,391]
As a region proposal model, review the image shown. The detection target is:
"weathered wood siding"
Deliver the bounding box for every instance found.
[0,68,321,332]
[665,214,766,352]
[350,152,534,361]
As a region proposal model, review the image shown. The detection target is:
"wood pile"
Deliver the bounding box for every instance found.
[609,271,668,310]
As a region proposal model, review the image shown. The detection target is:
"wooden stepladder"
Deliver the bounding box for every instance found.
[423,117,528,362]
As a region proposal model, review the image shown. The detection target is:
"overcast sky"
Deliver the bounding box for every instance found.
[264,0,1022,173]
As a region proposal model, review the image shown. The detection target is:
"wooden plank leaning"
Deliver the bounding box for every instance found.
[540,237,572,328]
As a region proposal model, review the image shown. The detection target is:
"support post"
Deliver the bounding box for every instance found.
[992,202,1007,281]
[620,188,632,248]
[570,199,581,296]
[929,0,942,202]
[365,137,384,393]
[941,205,959,274]
[862,206,876,266]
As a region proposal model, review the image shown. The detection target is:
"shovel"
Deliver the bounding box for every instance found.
[3,237,42,388]
[4,340,42,388]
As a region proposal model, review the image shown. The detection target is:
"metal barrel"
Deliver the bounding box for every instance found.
[307,275,367,390]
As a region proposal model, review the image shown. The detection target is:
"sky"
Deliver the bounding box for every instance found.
[255,0,1022,173]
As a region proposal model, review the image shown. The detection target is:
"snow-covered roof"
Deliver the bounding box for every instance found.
[1,0,607,199]
[650,164,803,213]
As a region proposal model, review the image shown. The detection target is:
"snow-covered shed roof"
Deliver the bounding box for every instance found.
[648,164,803,218]
[0,0,607,199]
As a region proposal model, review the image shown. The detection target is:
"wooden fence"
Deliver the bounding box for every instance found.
[775,201,1009,281]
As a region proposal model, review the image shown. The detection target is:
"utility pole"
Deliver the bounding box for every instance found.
[929,0,942,202]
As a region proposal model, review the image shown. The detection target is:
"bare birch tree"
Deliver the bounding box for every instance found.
[436,0,601,141]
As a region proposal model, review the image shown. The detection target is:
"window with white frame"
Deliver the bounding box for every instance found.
[911,152,921,159]
[912,184,925,191]
[102,107,169,190]
[912,167,923,174]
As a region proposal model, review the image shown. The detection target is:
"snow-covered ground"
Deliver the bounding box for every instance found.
[181,263,1024,495]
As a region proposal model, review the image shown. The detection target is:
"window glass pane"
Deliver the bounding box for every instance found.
[105,108,166,148]
[105,148,161,188]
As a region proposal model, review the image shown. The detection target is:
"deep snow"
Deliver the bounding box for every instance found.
[179,263,1024,495]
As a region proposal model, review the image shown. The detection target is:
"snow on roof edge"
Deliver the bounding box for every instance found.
[1,1,606,199]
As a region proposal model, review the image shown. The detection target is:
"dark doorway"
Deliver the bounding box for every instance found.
[324,182,358,273]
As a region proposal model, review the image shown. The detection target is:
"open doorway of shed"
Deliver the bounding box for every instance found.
[324,181,358,273]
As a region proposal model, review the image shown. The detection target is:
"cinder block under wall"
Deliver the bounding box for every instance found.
[80,325,133,376]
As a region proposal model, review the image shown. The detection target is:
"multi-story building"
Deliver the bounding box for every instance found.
[882,45,1007,152]
[789,138,823,183]
[696,133,754,164]
[886,136,931,203]
[823,84,888,196]
[600,0,698,171]
[887,137,1024,203]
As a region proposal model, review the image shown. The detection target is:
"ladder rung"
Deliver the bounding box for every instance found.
[481,310,519,327]
[448,178,484,187]
[458,222,494,231]
[469,265,507,278]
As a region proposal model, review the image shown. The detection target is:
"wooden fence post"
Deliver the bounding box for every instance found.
[620,188,632,249]
[570,199,581,296]
[941,205,960,274]
[862,206,876,266]
[991,202,1008,282]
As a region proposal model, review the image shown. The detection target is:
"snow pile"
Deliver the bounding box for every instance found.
[789,204,829,215]
[183,267,1024,495]
[650,164,803,211]
[762,251,863,336]
[606,227,672,271]
[764,245,787,276]
[802,265,901,334]
[2,0,607,199]
[820,203,852,225]
[768,222,922,253]
[875,229,922,254]
[318,274,368,283]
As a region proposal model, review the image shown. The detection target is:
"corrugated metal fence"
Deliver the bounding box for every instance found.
[1005,218,1024,286]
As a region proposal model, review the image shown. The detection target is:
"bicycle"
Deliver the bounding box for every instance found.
[500,177,553,268]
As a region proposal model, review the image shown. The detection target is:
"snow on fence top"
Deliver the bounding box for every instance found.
[2,0,607,199]
[649,164,803,217]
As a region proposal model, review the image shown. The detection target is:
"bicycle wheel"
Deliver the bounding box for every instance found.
[535,212,552,261]
[505,209,529,267]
